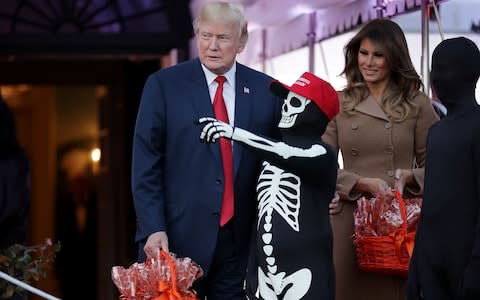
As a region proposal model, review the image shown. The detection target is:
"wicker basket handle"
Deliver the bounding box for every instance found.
[153,250,199,300]
[392,190,415,257]
[392,190,408,232]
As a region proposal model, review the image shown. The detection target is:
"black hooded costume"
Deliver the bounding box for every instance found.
[407,37,480,300]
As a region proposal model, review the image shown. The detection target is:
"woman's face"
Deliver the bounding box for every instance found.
[357,38,391,86]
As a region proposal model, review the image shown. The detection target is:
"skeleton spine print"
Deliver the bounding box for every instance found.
[256,162,313,299]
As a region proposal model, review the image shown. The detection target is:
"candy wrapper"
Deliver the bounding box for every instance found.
[354,191,422,236]
[111,250,203,300]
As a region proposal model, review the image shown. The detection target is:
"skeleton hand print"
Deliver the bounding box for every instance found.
[199,117,326,159]
[199,117,234,142]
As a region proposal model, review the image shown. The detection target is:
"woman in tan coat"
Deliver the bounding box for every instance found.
[322,19,439,300]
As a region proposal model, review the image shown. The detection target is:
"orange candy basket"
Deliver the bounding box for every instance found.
[353,190,416,277]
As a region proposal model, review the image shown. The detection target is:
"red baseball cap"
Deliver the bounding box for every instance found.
[270,72,339,120]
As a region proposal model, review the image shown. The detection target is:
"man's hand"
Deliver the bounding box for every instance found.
[144,231,169,258]
[199,117,234,143]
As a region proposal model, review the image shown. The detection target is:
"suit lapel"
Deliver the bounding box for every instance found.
[189,58,214,118]
[233,64,252,179]
[189,59,222,164]
[354,95,390,121]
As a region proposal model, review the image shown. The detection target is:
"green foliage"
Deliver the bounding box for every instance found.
[0,239,60,299]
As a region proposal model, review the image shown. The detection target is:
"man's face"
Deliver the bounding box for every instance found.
[196,20,245,75]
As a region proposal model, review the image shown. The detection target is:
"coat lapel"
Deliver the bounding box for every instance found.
[189,59,222,164]
[233,64,252,179]
[354,95,390,121]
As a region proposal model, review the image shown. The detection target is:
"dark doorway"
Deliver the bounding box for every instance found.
[0,58,161,300]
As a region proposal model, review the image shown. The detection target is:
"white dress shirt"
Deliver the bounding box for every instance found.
[202,64,236,126]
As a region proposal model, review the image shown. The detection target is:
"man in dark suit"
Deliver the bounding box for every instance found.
[131,2,280,299]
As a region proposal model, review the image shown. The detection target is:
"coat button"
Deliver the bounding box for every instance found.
[351,123,359,130]
[387,170,394,177]
[385,146,393,154]
[351,148,359,156]
[385,123,392,129]
[216,179,222,184]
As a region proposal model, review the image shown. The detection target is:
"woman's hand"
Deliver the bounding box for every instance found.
[394,169,414,195]
[355,177,393,198]
[329,191,342,215]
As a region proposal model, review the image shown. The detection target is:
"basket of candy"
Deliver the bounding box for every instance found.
[112,250,203,300]
[353,190,422,277]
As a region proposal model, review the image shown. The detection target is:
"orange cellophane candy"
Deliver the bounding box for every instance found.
[354,192,422,236]
[353,190,422,276]
[111,250,203,300]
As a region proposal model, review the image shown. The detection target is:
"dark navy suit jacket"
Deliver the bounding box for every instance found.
[132,58,281,274]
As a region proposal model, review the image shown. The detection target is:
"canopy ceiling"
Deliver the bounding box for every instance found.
[191,0,448,65]
[1,0,450,59]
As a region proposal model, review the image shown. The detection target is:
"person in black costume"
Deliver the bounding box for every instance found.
[0,96,30,300]
[407,37,480,300]
[200,72,339,299]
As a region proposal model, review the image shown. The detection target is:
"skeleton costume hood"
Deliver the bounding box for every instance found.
[431,37,480,115]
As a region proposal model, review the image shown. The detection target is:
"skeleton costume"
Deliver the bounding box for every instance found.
[200,72,339,300]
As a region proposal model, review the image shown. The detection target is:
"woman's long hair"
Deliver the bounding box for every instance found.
[341,19,423,121]
[0,95,22,158]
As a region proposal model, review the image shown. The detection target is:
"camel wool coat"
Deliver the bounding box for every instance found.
[322,91,439,300]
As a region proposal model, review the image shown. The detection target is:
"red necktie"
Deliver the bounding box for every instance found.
[213,76,234,226]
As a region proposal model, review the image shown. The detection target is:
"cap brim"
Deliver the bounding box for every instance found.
[269,80,290,99]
